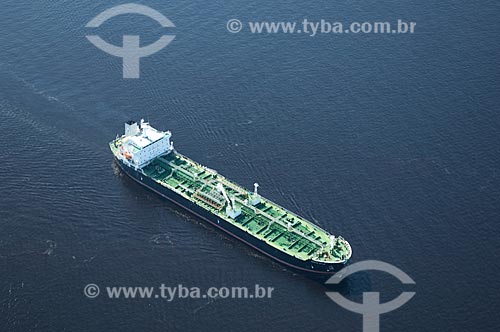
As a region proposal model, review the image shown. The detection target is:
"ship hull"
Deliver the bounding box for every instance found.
[115,157,347,275]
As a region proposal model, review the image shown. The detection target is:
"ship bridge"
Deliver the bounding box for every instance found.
[118,120,173,168]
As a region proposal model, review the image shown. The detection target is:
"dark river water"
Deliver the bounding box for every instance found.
[0,0,499,331]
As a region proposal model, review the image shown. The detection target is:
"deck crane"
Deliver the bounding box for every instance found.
[217,183,241,219]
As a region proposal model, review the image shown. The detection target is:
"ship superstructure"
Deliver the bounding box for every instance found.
[110,120,352,274]
[117,120,173,168]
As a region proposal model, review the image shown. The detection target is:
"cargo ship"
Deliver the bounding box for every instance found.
[110,120,352,274]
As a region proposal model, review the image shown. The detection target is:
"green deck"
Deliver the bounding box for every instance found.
[110,140,351,263]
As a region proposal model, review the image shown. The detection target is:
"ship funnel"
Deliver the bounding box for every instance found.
[125,120,140,136]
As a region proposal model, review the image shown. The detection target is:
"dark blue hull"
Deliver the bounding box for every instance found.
[115,157,347,275]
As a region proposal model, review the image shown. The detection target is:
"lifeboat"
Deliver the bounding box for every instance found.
[124,151,133,160]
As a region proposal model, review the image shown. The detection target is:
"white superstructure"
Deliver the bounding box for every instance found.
[117,119,173,168]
